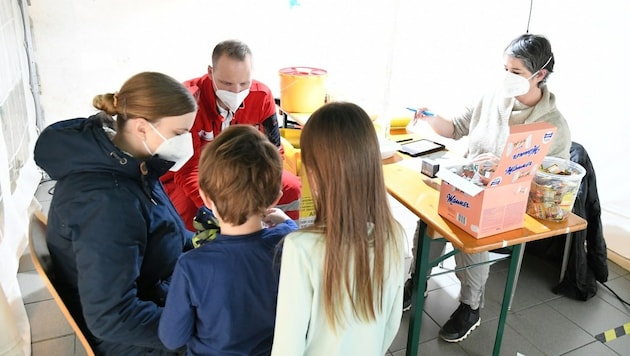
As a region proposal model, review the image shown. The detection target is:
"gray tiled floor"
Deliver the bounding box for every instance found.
[19,178,630,355]
[391,264,630,356]
[387,194,630,356]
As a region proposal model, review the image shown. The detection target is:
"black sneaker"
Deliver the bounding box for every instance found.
[439,303,481,342]
[402,278,429,312]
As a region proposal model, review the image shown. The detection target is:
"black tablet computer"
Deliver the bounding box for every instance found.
[398,139,445,157]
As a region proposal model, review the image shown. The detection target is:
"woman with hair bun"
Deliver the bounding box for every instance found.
[34,71,197,355]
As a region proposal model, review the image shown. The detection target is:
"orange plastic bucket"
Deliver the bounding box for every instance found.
[279,67,328,113]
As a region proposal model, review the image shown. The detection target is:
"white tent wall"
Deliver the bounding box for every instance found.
[1,0,41,353]
[21,0,628,301]
[25,0,401,119]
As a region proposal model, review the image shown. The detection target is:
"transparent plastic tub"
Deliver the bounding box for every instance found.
[526,156,586,222]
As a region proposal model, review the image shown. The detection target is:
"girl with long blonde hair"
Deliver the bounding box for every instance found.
[272,102,406,355]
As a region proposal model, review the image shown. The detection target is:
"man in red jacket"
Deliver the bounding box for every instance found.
[161,39,301,231]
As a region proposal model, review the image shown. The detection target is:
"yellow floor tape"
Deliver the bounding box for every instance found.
[595,322,630,343]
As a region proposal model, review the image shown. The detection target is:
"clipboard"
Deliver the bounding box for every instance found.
[398,139,445,157]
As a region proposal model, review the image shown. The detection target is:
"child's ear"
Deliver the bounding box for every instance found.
[199,189,214,210]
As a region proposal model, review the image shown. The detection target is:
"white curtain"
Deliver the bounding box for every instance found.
[0,0,41,354]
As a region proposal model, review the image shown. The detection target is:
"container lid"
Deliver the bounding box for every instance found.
[279,67,327,76]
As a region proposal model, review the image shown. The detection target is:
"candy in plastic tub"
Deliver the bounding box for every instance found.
[526,156,586,221]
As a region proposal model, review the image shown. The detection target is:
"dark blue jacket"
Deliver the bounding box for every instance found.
[34,113,192,355]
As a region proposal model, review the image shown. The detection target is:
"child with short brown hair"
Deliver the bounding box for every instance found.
[159,124,297,355]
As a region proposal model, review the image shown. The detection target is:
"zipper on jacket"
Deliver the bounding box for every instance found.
[139,161,158,206]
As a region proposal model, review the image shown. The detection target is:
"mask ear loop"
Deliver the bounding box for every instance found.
[539,56,553,71]
[528,56,553,80]
[146,120,168,141]
[141,120,169,156]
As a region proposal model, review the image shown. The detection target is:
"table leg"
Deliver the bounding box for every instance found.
[406,221,431,356]
[493,243,523,356]
[560,232,573,282]
[508,242,526,310]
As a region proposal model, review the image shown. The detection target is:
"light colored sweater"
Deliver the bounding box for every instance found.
[271,230,405,356]
[451,86,571,159]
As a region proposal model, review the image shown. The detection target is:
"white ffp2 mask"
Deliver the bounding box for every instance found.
[215,88,250,112]
[143,122,194,171]
[502,56,552,98]
[502,71,535,98]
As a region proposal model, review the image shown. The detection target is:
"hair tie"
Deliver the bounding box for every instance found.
[113,92,119,108]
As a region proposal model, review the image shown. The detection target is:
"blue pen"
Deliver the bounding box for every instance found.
[406,107,435,117]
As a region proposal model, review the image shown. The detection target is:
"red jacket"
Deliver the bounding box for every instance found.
[161,74,282,210]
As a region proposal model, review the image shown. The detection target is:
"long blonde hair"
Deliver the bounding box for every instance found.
[300,102,403,330]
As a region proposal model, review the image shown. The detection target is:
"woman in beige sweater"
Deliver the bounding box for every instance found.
[407,33,571,343]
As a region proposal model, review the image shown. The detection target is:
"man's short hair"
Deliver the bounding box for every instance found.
[211,40,252,67]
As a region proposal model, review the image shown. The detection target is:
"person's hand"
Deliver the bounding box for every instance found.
[470,152,500,164]
[411,107,433,126]
[470,152,500,185]
[263,208,291,227]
